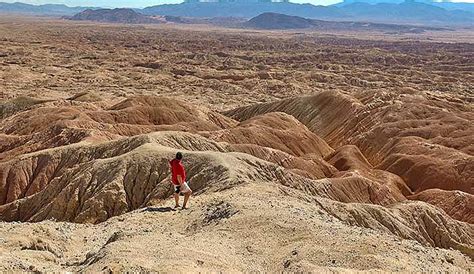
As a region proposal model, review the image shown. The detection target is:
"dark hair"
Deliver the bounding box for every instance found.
[176,152,183,160]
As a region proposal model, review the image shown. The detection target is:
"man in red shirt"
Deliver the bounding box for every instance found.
[169,152,192,209]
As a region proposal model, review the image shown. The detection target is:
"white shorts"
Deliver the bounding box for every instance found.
[174,182,191,194]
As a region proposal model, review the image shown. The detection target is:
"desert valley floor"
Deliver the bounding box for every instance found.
[0,16,473,271]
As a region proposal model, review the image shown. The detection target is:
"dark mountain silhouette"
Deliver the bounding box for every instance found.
[69,8,161,24]
[245,12,313,29]
[245,12,447,32]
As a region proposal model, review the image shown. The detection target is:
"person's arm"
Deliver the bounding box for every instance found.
[177,175,184,186]
[177,164,185,185]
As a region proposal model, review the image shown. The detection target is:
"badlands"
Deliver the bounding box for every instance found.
[0,16,473,271]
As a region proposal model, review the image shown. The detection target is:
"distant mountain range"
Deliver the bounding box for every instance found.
[142,2,345,20]
[0,2,92,15]
[336,1,473,24]
[1,0,473,25]
[141,1,473,25]
[65,8,450,33]
[337,0,474,12]
[245,12,447,32]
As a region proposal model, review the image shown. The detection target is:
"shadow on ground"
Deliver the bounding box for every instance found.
[142,207,176,213]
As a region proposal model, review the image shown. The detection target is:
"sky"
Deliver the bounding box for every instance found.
[2,0,473,8]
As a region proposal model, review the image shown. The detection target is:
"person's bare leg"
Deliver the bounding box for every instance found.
[174,193,180,208]
[182,190,192,209]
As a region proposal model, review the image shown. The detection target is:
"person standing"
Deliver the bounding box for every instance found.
[169,152,192,209]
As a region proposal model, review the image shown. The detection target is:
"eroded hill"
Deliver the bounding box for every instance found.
[0,18,473,272]
[1,94,472,265]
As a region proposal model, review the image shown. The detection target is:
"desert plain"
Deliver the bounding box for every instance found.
[0,16,473,272]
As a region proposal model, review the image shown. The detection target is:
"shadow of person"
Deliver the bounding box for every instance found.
[142,207,175,213]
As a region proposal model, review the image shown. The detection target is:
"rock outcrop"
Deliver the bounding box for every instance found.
[409,189,474,224]
[1,95,472,260]
[1,20,472,272]
[225,90,474,195]
[0,96,235,161]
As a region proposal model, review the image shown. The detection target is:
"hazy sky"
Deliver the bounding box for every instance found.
[2,0,474,8]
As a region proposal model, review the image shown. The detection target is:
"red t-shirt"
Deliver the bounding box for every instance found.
[170,159,186,185]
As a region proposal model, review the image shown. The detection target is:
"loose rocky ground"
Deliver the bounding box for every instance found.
[1,184,472,272]
[0,16,473,272]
